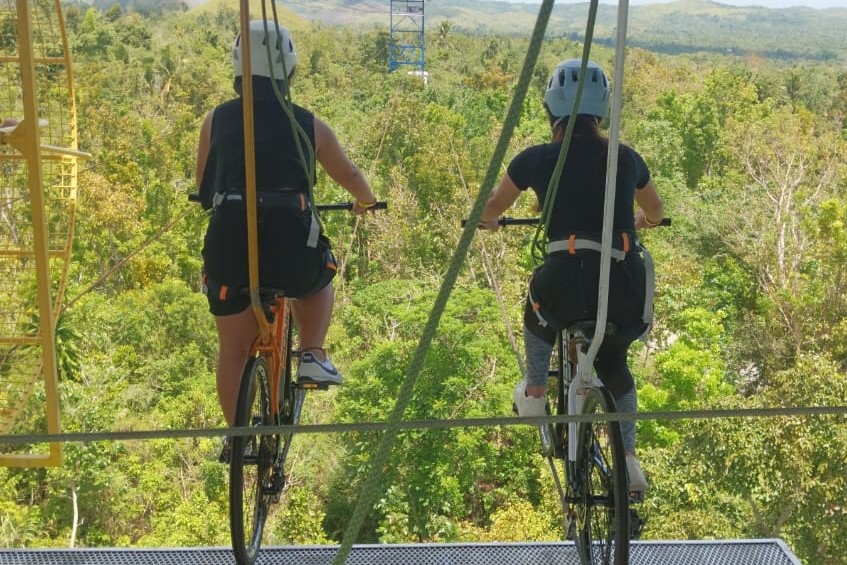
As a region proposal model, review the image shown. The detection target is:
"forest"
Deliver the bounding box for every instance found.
[2,1,847,564]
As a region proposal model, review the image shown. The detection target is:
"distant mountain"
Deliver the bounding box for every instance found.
[275,0,847,61]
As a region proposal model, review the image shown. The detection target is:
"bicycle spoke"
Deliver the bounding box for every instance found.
[230,357,279,565]
[572,388,629,565]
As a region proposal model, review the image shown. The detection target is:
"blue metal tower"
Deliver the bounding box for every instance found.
[389,0,425,76]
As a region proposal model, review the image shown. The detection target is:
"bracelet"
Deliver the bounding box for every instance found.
[644,215,663,227]
[357,199,377,209]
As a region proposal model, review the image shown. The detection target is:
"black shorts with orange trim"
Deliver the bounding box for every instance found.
[201,203,337,316]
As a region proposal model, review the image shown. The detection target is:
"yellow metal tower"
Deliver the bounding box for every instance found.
[0,0,88,467]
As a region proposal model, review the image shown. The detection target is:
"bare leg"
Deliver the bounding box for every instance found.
[215,308,258,425]
[291,283,333,362]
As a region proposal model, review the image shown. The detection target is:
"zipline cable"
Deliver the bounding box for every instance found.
[330,1,557,562]
[449,134,527,378]
[63,207,193,310]
[334,118,392,305]
[3,405,846,446]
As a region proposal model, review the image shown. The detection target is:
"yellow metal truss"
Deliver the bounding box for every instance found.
[1,0,88,467]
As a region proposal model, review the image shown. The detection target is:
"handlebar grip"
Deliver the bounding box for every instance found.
[316,201,388,211]
[500,217,539,226]
[462,216,673,228]
[461,216,540,227]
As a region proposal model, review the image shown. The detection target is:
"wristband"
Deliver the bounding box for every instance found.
[644,215,663,227]
[357,199,377,209]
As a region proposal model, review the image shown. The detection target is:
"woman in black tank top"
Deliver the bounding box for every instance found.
[196,21,378,427]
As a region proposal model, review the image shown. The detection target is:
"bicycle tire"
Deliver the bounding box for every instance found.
[229,356,276,565]
[572,387,629,565]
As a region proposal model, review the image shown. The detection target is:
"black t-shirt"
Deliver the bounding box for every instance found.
[506,137,650,240]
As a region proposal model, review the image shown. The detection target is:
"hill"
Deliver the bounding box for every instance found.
[274,0,847,61]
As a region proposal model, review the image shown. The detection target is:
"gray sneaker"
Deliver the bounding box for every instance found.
[298,352,343,385]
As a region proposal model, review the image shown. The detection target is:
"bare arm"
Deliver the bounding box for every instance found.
[634,179,664,229]
[314,117,376,214]
[195,110,214,187]
[478,173,522,231]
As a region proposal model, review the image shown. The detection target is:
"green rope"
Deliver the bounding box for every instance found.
[531,0,601,266]
[260,2,323,228]
[330,1,556,563]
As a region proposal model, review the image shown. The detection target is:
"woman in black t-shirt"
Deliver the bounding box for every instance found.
[196,21,377,428]
[479,59,664,493]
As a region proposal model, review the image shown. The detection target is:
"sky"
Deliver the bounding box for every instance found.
[506,0,847,8]
[639,0,846,7]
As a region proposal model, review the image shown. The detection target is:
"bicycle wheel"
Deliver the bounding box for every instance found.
[572,387,629,565]
[229,356,277,565]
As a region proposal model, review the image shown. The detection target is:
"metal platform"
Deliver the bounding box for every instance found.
[0,540,802,565]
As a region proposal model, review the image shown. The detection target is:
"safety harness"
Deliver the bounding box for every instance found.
[528,232,656,338]
[212,190,322,249]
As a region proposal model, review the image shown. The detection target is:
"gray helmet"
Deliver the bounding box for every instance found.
[232,20,297,80]
[543,59,610,121]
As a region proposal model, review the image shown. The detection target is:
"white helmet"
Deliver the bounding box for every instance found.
[232,20,297,80]
[543,59,610,121]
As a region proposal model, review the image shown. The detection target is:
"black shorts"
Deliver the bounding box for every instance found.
[201,202,337,316]
[524,252,647,344]
[524,252,648,396]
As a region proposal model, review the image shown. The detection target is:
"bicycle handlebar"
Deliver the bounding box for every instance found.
[315,201,388,211]
[460,216,541,228]
[461,216,672,228]
[187,193,387,212]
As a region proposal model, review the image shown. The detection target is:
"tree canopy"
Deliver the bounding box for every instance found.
[2,3,846,564]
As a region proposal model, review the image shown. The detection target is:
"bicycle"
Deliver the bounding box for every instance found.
[192,195,386,565]
[474,215,669,565]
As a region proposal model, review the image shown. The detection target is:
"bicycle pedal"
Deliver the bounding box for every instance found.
[565,515,577,540]
[297,378,331,391]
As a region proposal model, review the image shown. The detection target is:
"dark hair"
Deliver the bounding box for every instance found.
[548,113,604,142]
[233,73,295,98]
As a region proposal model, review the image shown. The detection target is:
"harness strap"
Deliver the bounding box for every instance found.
[547,238,626,261]
[213,190,320,249]
[528,285,549,328]
[542,234,656,338]
[306,212,320,249]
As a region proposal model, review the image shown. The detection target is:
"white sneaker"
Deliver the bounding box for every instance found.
[626,454,648,493]
[298,352,343,385]
[512,380,547,417]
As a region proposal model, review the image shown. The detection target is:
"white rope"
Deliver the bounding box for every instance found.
[581,0,631,375]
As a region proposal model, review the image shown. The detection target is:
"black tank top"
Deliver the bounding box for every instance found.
[199,83,316,201]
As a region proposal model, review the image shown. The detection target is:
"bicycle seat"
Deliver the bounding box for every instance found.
[566,320,618,337]
[235,286,288,303]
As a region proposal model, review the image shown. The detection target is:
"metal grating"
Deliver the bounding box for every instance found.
[0,540,803,565]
